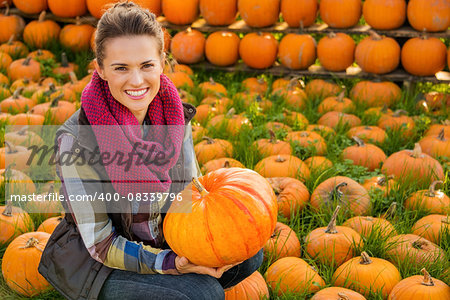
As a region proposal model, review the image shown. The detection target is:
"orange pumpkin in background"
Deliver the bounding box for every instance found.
[281,0,318,28]
[317,32,355,72]
[170,28,205,64]
[278,34,316,70]
[162,0,199,25]
[200,0,237,26]
[48,0,87,18]
[238,0,280,28]
[407,0,450,32]
[240,32,278,69]
[320,0,362,28]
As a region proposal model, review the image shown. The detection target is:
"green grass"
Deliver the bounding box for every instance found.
[1,62,449,299]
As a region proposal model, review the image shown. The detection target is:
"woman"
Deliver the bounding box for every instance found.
[38,2,263,300]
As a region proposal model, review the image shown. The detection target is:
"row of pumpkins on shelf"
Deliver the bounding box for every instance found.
[2,0,449,32]
[2,2,449,76]
[0,168,449,298]
[170,28,450,76]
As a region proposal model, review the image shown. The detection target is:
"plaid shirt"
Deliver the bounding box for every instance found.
[56,119,200,275]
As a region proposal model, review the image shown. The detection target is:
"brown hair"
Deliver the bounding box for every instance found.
[95,1,164,68]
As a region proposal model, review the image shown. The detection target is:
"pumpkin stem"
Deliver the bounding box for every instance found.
[443,120,450,126]
[255,94,262,103]
[328,32,336,39]
[5,141,18,154]
[381,202,397,219]
[300,131,309,138]
[337,293,350,300]
[360,251,372,265]
[412,240,427,249]
[69,72,78,84]
[336,90,346,103]
[192,177,209,197]
[3,1,9,15]
[50,94,64,107]
[19,237,43,252]
[426,180,442,197]
[225,108,236,118]
[421,268,435,286]
[7,35,13,45]
[223,161,230,168]
[381,104,389,113]
[393,109,407,117]
[12,87,22,99]
[377,176,387,186]
[299,20,304,31]
[2,199,13,217]
[75,16,81,26]
[369,30,382,41]
[269,129,278,144]
[202,136,215,144]
[411,143,422,158]
[275,155,286,163]
[331,182,347,202]
[437,129,445,141]
[325,205,340,234]
[38,11,46,22]
[17,126,28,136]
[208,77,216,85]
[22,57,32,66]
[61,52,69,68]
[352,136,365,147]
[47,184,54,196]
[186,27,192,34]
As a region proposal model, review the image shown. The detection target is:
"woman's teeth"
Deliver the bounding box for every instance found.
[126,88,147,96]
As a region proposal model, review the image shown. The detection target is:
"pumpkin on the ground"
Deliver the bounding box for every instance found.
[1,231,52,296]
[263,222,301,260]
[266,177,309,219]
[224,271,269,300]
[305,206,362,267]
[332,251,401,298]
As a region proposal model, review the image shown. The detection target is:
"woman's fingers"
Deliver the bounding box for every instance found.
[175,256,244,278]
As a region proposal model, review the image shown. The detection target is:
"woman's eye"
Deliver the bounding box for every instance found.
[115,67,127,71]
[143,63,154,69]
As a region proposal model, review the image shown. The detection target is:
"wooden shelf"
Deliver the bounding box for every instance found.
[10,9,450,38]
[157,17,450,39]
[189,62,450,83]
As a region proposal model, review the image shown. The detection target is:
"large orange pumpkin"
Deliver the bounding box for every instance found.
[163,168,278,267]
[342,137,387,171]
[200,0,237,26]
[170,28,205,64]
[0,200,34,244]
[317,32,355,72]
[263,222,301,260]
[355,31,400,74]
[363,0,406,30]
[12,0,47,14]
[162,0,199,25]
[278,33,316,70]
[2,232,51,296]
[381,143,444,187]
[281,0,318,28]
[239,32,278,69]
[404,180,449,214]
[320,0,362,28]
[350,80,401,107]
[266,257,325,296]
[407,0,450,32]
[205,31,240,67]
[412,214,449,244]
[254,154,310,181]
[332,251,401,298]
[225,271,269,300]
[23,11,61,49]
[48,0,87,18]
[266,177,309,219]
[238,0,280,28]
[388,268,450,300]
[0,3,25,43]
[310,176,371,215]
[401,36,447,76]
[311,287,366,300]
[305,206,362,267]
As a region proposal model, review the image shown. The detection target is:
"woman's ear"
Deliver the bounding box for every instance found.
[160,53,166,75]
[93,59,106,80]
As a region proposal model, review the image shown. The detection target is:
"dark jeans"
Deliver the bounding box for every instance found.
[98,249,263,300]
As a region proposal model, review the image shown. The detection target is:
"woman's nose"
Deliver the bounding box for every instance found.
[129,69,144,87]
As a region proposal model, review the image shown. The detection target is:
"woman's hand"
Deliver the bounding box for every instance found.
[175,256,241,278]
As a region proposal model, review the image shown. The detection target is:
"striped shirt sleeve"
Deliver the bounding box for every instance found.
[57,133,180,275]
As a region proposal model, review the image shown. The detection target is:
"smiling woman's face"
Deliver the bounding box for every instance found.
[94,35,164,124]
